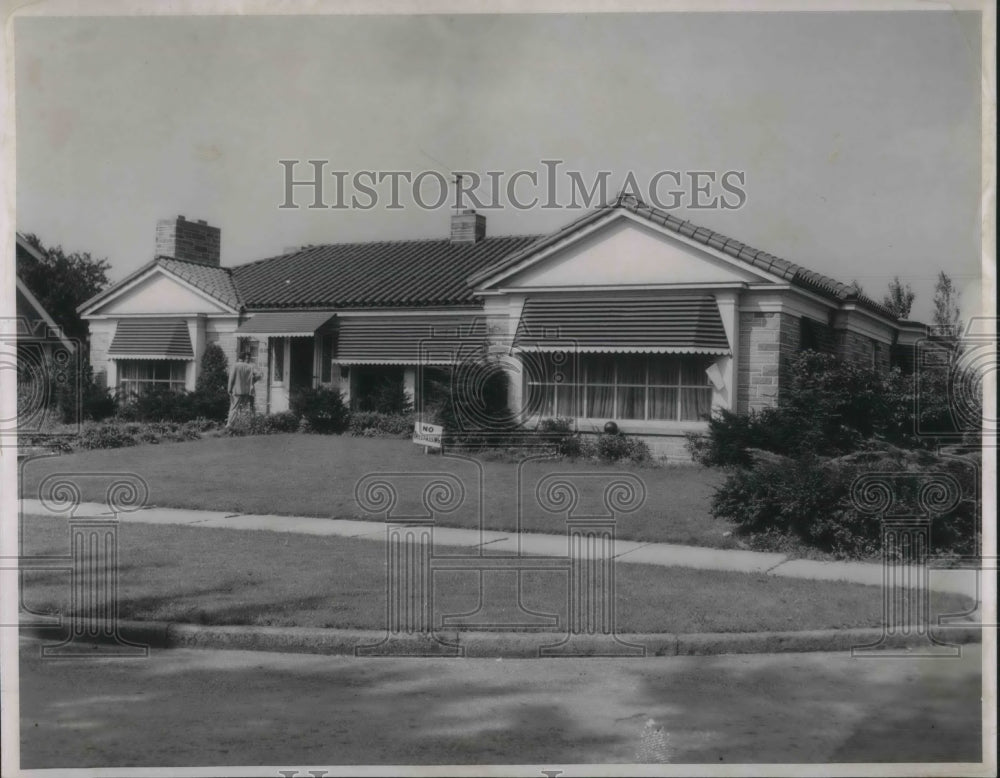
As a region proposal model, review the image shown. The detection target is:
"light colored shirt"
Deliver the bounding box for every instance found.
[229,361,259,396]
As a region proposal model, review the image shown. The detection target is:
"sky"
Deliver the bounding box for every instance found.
[12,8,986,322]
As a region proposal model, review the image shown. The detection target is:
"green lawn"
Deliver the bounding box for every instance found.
[20,515,971,633]
[20,434,735,548]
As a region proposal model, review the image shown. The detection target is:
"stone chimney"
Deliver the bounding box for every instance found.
[156,215,221,266]
[450,209,486,244]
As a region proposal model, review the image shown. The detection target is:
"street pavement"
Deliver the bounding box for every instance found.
[17,637,984,768]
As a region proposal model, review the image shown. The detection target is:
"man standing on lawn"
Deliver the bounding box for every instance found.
[227,350,260,427]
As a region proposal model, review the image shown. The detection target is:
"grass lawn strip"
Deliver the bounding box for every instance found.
[20,515,972,634]
[20,435,733,549]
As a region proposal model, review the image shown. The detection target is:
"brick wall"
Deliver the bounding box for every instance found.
[737,312,800,412]
[155,216,221,266]
[836,330,890,372]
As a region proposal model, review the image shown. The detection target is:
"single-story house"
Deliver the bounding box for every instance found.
[79,198,927,458]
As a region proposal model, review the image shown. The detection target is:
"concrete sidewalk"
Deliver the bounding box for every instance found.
[19,498,980,598]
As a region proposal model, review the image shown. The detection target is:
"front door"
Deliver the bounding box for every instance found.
[289,338,314,396]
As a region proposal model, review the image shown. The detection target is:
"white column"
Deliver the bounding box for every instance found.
[187,316,206,391]
[403,367,416,406]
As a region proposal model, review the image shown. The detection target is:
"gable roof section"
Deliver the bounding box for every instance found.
[78,256,240,314]
[468,195,897,320]
[15,277,77,351]
[231,235,540,310]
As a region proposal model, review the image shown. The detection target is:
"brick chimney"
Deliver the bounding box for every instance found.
[156,215,221,266]
[450,209,486,244]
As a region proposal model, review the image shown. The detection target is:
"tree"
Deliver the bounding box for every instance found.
[17,234,111,342]
[882,276,915,319]
[932,271,961,333]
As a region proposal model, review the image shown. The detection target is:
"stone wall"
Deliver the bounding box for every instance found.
[737,311,800,413]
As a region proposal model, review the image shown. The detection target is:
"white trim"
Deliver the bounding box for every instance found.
[474,209,789,292]
[84,312,240,320]
[484,281,750,296]
[80,265,239,316]
[837,302,905,333]
[832,310,896,344]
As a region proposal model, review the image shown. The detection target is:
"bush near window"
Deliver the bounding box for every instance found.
[193,343,230,422]
[53,353,116,423]
[367,378,414,415]
[349,411,415,438]
[596,431,651,464]
[289,387,350,434]
[689,350,982,558]
[425,362,520,448]
[116,385,202,423]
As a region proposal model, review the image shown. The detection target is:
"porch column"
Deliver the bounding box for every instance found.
[484,294,526,417]
[403,367,417,407]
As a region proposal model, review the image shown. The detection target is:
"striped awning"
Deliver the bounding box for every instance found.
[108,319,194,359]
[514,296,731,354]
[334,315,487,365]
[236,311,336,337]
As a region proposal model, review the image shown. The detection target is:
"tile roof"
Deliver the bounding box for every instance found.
[467,195,898,320]
[78,256,240,313]
[157,257,241,310]
[231,235,541,309]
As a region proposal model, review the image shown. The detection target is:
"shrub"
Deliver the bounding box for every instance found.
[595,432,651,464]
[116,386,201,423]
[537,417,594,458]
[290,387,349,434]
[426,362,518,448]
[711,445,979,558]
[193,344,230,421]
[368,378,414,415]
[267,410,301,433]
[53,354,116,423]
[349,411,414,438]
[77,423,138,450]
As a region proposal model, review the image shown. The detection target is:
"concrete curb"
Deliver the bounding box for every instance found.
[19,620,983,658]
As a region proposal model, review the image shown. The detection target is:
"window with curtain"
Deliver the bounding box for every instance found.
[272,339,285,382]
[524,353,714,422]
[117,360,187,399]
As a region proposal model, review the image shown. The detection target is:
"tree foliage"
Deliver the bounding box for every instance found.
[17,234,111,342]
[932,271,961,333]
[882,276,915,319]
